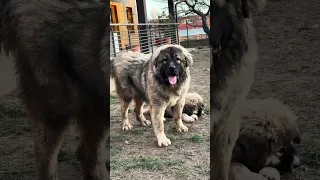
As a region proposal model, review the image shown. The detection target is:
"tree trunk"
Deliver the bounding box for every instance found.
[201,15,210,37]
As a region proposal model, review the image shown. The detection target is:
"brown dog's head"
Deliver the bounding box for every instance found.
[268,142,301,174]
[152,45,193,87]
[183,93,204,116]
[232,98,301,173]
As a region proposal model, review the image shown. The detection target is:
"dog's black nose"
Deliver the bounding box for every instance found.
[169,65,176,70]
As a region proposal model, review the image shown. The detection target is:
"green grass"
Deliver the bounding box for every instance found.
[174,166,189,179]
[110,94,119,104]
[0,103,30,136]
[0,103,25,119]
[111,155,184,171]
[124,156,164,170]
[191,134,203,144]
[299,137,320,167]
[167,159,184,166]
[167,134,179,141]
[203,107,210,115]
[111,135,126,142]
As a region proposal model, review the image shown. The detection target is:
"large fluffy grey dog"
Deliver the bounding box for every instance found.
[210,0,268,179]
[111,44,193,147]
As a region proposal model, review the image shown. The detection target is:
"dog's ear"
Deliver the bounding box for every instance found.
[181,48,193,67]
[154,58,158,68]
[153,56,160,69]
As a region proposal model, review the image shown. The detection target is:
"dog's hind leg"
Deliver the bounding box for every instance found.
[29,110,70,180]
[134,99,151,126]
[76,100,109,180]
[120,99,133,130]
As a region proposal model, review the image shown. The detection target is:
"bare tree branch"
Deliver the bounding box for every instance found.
[152,0,210,36]
[186,22,201,28]
[181,0,210,36]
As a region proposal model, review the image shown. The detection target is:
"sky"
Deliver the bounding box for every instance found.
[144,0,209,20]
[145,0,168,19]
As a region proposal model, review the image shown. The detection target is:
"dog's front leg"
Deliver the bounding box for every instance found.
[172,99,189,132]
[211,105,241,180]
[150,105,171,147]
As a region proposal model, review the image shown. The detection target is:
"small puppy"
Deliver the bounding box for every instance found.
[229,98,302,180]
[143,92,204,123]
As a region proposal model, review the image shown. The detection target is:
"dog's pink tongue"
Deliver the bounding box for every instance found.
[168,76,177,85]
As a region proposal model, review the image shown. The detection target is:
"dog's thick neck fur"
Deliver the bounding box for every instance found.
[210,1,253,110]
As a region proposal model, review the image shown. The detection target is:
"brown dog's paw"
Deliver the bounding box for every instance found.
[156,133,171,147]
[176,124,188,132]
[122,120,133,131]
[140,119,151,126]
[259,167,280,180]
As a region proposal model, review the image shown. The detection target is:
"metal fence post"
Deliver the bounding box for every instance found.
[111,31,116,57]
[186,22,190,48]
[148,25,153,53]
[110,23,179,55]
[128,28,132,51]
[176,24,180,45]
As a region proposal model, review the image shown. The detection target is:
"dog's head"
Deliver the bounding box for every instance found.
[153,45,193,86]
[210,0,267,59]
[233,98,301,173]
[183,93,204,116]
[265,141,301,174]
[196,103,205,117]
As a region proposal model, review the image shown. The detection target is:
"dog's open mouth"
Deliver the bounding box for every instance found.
[168,76,178,85]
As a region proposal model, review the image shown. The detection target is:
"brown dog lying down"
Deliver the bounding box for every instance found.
[229,98,301,180]
[143,92,204,123]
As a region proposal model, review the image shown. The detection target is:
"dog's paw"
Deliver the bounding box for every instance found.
[122,121,133,131]
[176,124,188,132]
[140,119,151,126]
[191,114,198,121]
[157,134,171,147]
[259,167,280,180]
[182,114,195,123]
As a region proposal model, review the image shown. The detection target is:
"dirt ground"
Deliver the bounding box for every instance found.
[0,0,320,179]
[250,0,320,179]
